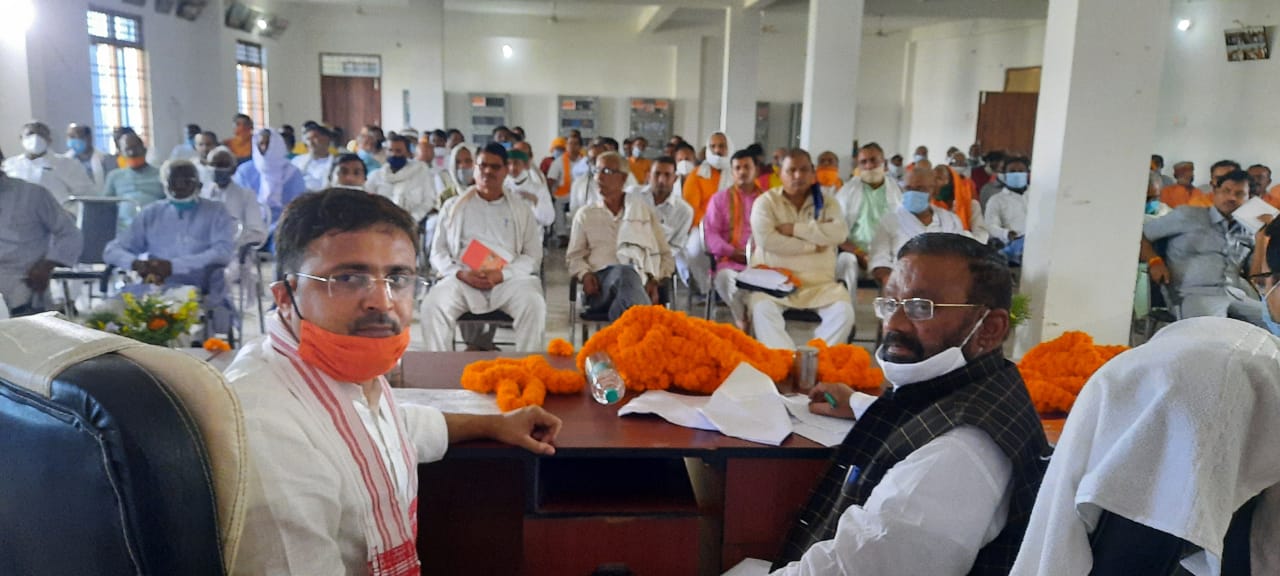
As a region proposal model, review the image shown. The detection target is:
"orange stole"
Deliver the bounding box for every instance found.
[932,166,976,230]
[554,154,574,198]
[683,167,722,226]
[629,157,653,185]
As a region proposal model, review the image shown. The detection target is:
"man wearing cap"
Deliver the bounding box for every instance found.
[291,124,336,192]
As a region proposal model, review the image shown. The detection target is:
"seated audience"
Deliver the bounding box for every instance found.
[773,233,1050,575]
[0,152,83,316]
[1200,159,1242,197]
[103,132,165,230]
[704,149,764,327]
[683,132,733,229]
[504,149,556,230]
[834,142,904,294]
[747,149,853,349]
[202,147,268,252]
[1144,173,1172,219]
[933,165,989,243]
[869,167,969,285]
[227,188,561,574]
[1247,163,1270,199]
[546,133,589,239]
[541,136,565,177]
[984,155,1030,245]
[366,134,438,225]
[631,156,694,283]
[1151,153,1175,190]
[420,144,545,352]
[566,151,674,320]
[3,121,94,206]
[628,136,652,184]
[329,153,367,190]
[62,123,115,189]
[355,124,387,173]
[192,130,220,184]
[1141,168,1263,326]
[435,143,474,206]
[291,123,336,192]
[1159,161,1205,208]
[234,129,307,227]
[169,123,201,161]
[977,151,1007,210]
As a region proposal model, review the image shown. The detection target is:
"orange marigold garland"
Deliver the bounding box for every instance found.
[547,338,574,357]
[461,356,585,412]
[805,339,883,394]
[1018,331,1128,415]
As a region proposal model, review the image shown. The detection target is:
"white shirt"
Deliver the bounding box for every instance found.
[545,154,590,185]
[291,153,336,192]
[365,160,438,223]
[200,180,268,248]
[774,426,1013,575]
[630,185,694,255]
[227,335,450,576]
[431,191,541,281]
[504,170,555,227]
[1,153,95,206]
[984,188,1028,243]
[868,205,969,271]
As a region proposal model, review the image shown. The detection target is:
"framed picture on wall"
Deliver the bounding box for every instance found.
[1225,26,1270,62]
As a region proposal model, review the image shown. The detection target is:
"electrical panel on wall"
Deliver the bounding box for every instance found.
[558,96,598,140]
[628,98,673,158]
[468,93,510,146]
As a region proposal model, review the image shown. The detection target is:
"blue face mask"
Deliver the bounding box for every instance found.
[1145,199,1162,215]
[1003,171,1029,190]
[67,138,89,155]
[902,190,932,214]
[213,168,234,188]
[387,155,408,172]
[1263,284,1280,336]
[501,141,513,151]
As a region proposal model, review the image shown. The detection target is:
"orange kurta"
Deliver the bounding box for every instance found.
[553,153,576,198]
[225,134,252,160]
[683,167,722,226]
[932,166,976,231]
[1160,184,1208,208]
[1266,185,1280,210]
[629,157,653,185]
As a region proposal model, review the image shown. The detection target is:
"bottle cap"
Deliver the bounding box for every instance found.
[605,389,620,403]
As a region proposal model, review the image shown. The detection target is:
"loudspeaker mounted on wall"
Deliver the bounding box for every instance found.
[176,0,208,21]
[224,0,287,39]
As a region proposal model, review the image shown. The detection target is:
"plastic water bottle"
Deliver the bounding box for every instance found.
[586,352,626,405]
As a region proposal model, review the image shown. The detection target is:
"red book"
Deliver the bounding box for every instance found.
[461,239,507,271]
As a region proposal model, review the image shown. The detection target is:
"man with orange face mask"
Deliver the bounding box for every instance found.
[227,189,562,575]
[102,132,165,231]
[816,151,845,196]
[224,114,254,163]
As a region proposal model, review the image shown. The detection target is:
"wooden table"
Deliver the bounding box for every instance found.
[396,352,1065,575]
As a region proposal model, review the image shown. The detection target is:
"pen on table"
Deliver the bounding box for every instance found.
[823,392,838,408]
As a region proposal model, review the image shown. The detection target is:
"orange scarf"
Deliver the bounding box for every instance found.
[932,166,975,231]
[554,153,574,198]
[816,167,842,188]
[728,186,750,252]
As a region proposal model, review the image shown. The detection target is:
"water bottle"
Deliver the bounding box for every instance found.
[585,352,626,405]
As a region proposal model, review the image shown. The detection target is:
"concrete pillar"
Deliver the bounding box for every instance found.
[1015,0,1170,353]
[719,6,759,147]
[799,0,863,175]
[674,36,703,142]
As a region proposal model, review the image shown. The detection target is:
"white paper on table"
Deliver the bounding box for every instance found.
[721,557,772,576]
[617,390,717,431]
[391,388,501,415]
[700,363,793,446]
[781,394,860,447]
[1231,196,1279,234]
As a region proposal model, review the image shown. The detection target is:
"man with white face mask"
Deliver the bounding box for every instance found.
[504,148,555,229]
[869,167,969,286]
[680,133,732,297]
[62,123,116,189]
[435,144,475,208]
[835,143,904,291]
[2,122,94,206]
[767,232,1049,576]
[984,155,1031,247]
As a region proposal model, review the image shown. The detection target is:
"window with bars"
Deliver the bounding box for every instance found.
[87,9,150,154]
[236,41,268,128]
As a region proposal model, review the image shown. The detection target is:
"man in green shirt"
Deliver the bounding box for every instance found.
[834,142,904,289]
[103,132,164,231]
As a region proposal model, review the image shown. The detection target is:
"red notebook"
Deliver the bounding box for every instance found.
[461,239,508,271]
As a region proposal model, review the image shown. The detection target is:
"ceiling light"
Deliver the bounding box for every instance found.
[1176,19,1192,32]
[256,17,269,31]
[502,44,513,59]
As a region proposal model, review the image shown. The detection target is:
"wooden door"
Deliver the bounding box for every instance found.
[320,76,381,142]
[975,91,1038,157]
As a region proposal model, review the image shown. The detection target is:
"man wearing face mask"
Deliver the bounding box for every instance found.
[628,136,652,185]
[0,146,83,317]
[906,145,929,172]
[835,143,904,292]
[329,153,367,190]
[984,156,1030,246]
[547,134,590,240]
[683,132,734,229]
[977,151,1007,210]
[1142,169,1266,326]
[2,122,95,207]
[504,149,555,230]
[869,167,969,286]
[933,165,989,243]
[103,132,165,230]
[674,142,699,185]
[202,147,268,252]
[541,136,566,176]
[435,143,475,208]
[365,134,438,227]
[62,123,116,190]
[816,151,845,197]
[227,189,561,575]
[104,159,237,332]
[769,232,1049,576]
[290,123,336,192]
[234,129,307,228]
[169,124,202,162]
[429,129,450,171]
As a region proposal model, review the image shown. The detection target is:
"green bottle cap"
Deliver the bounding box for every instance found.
[605,389,620,403]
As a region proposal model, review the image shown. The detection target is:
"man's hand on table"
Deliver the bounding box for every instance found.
[492,406,562,455]
[808,382,858,420]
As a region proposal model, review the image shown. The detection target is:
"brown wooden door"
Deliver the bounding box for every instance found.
[320,76,381,142]
[975,91,1038,157]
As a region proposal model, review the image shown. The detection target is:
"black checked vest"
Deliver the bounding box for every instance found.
[773,352,1052,574]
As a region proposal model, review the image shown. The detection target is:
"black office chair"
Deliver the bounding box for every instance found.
[1088,495,1258,575]
[50,196,132,317]
[0,314,248,576]
[453,310,516,351]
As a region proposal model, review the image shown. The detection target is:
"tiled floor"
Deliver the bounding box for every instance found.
[232,246,887,357]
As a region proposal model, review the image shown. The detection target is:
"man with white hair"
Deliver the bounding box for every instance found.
[365,134,438,225]
[3,121,95,206]
[104,159,237,330]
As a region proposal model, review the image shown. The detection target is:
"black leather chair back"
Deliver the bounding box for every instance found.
[1088,495,1259,576]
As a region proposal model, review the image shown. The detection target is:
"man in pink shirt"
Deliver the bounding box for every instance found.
[703,149,763,327]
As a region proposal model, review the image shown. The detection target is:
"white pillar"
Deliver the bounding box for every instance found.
[1015,0,1169,353]
[799,0,863,175]
[719,7,759,147]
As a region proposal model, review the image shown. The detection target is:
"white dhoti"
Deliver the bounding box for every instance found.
[682,233,710,296]
[712,268,746,327]
[748,291,854,350]
[419,275,546,351]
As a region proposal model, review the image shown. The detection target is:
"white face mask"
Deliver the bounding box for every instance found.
[877,309,989,388]
[887,164,903,178]
[859,166,886,185]
[706,151,727,170]
[631,146,643,159]
[676,159,696,177]
[22,134,48,156]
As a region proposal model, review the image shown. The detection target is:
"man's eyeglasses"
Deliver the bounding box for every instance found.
[873,297,982,321]
[592,167,625,176]
[295,272,428,301]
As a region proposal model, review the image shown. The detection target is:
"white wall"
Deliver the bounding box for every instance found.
[904,19,1046,159]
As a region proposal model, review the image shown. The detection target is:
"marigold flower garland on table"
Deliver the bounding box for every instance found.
[1018,331,1128,415]
[806,339,883,394]
[547,338,574,357]
[460,356,585,412]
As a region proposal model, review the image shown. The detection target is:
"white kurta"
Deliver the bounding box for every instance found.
[366,160,438,224]
[868,205,970,272]
[227,332,449,576]
[984,189,1028,243]
[1,153,95,206]
[291,153,336,192]
[504,170,555,228]
[201,180,269,249]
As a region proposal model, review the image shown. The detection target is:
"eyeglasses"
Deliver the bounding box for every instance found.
[873,297,982,321]
[295,272,428,301]
[592,167,624,176]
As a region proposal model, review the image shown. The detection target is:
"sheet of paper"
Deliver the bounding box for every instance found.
[721,558,772,576]
[1231,196,1279,234]
[618,390,717,431]
[782,394,857,447]
[391,388,501,415]
[700,363,793,446]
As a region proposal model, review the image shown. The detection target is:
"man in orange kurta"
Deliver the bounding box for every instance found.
[683,132,733,227]
[224,114,254,163]
[1159,161,1208,208]
[628,137,653,185]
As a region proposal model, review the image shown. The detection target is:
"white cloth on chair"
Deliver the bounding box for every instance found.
[616,194,667,282]
[1011,317,1280,576]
